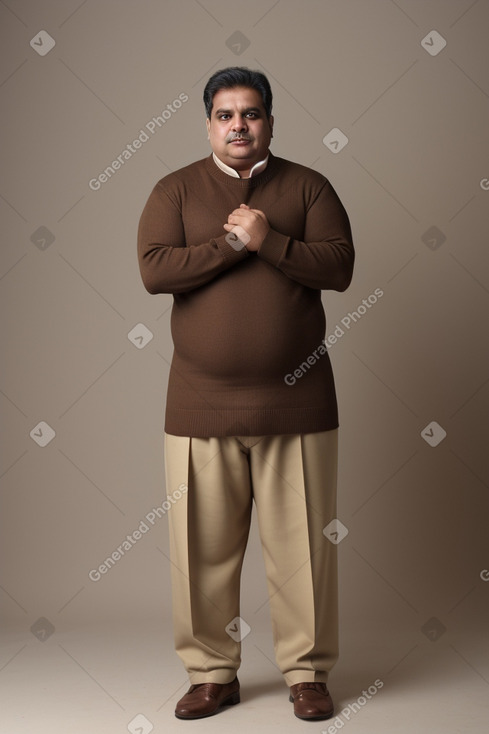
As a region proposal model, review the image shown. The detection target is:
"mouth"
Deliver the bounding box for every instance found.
[229,139,251,145]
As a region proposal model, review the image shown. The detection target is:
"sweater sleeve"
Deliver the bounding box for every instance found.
[257,179,354,291]
[137,182,249,295]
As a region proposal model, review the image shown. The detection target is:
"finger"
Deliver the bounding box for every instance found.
[227,211,247,224]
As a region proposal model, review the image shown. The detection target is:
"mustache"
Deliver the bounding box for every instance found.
[226,133,254,142]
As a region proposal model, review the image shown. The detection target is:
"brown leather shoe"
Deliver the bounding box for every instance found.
[289,681,334,720]
[175,677,240,719]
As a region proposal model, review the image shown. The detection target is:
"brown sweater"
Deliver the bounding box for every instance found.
[137,152,354,437]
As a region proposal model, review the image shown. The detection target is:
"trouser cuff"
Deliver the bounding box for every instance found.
[188,669,238,685]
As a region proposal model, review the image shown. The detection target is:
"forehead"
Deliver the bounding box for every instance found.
[211,86,265,114]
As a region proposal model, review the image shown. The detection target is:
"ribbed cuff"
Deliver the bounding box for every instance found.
[257,228,290,267]
[214,234,250,266]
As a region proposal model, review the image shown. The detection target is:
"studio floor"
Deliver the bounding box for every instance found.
[1,617,487,734]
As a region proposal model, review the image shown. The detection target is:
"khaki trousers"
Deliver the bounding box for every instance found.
[164,429,339,687]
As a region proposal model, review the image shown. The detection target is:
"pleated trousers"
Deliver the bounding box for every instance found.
[164,429,339,687]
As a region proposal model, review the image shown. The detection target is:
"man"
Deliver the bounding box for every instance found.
[137,66,354,721]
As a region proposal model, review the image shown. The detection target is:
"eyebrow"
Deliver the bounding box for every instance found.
[214,106,262,115]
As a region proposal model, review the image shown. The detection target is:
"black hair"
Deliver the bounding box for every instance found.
[203,66,273,119]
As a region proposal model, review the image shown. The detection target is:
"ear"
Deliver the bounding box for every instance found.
[269,115,274,138]
[206,117,211,140]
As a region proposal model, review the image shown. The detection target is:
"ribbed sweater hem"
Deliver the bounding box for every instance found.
[164,407,339,438]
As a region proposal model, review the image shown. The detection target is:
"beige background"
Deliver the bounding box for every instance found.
[1,1,488,732]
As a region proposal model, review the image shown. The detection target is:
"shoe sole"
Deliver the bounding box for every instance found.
[175,691,240,719]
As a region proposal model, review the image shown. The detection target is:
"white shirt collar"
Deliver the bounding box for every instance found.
[212,152,269,178]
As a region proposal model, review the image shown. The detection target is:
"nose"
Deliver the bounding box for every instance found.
[231,114,248,131]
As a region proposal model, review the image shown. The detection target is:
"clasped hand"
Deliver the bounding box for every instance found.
[223,204,270,252]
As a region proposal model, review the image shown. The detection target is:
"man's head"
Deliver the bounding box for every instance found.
[203,67,274,177]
